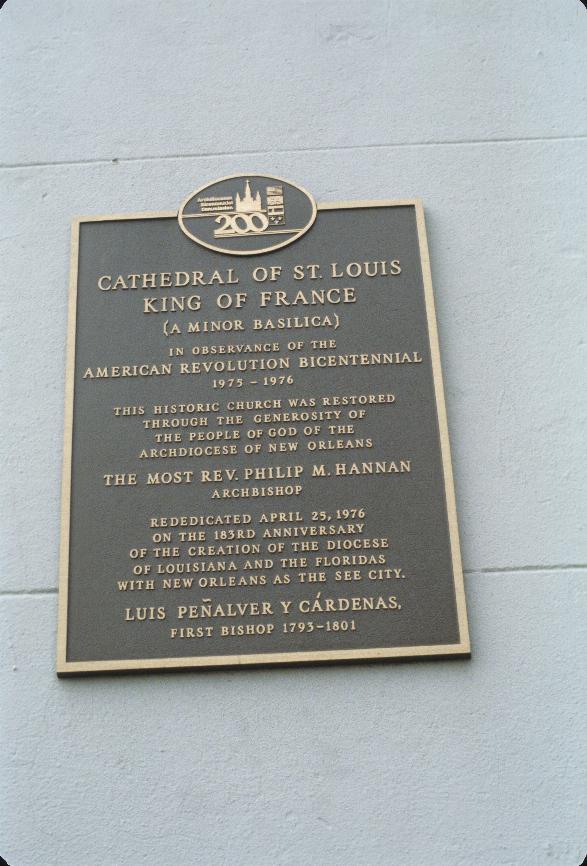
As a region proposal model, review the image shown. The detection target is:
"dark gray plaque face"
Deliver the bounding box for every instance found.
[57,178,470,674]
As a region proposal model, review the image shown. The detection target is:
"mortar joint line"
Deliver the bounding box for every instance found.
[1,134,586,172]
[1,564,586,598]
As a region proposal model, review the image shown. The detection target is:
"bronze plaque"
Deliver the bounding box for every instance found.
[57,175,470,675]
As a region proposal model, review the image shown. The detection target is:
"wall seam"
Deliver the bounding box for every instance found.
[1,134,586,172]
[1,565,586,598]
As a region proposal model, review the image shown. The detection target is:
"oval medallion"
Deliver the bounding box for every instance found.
[178,174,317,256]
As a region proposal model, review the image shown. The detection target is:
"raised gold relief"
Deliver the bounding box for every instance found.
[178,174,317,255]
[57,187,470,675]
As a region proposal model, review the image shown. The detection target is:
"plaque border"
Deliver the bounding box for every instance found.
[57,199,470,675]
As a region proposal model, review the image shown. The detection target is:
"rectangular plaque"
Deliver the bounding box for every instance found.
[57,179,470,674]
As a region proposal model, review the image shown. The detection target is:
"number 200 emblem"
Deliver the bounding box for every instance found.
[178,174,317,256]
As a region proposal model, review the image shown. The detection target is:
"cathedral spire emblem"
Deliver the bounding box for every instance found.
[235,179,262,214]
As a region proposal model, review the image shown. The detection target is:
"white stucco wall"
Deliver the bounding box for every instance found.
[1,2,585,864]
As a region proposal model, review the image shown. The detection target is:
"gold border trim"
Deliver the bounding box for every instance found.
[57,198,470,676]
[415,201,470,655]
[57,219,80,672]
